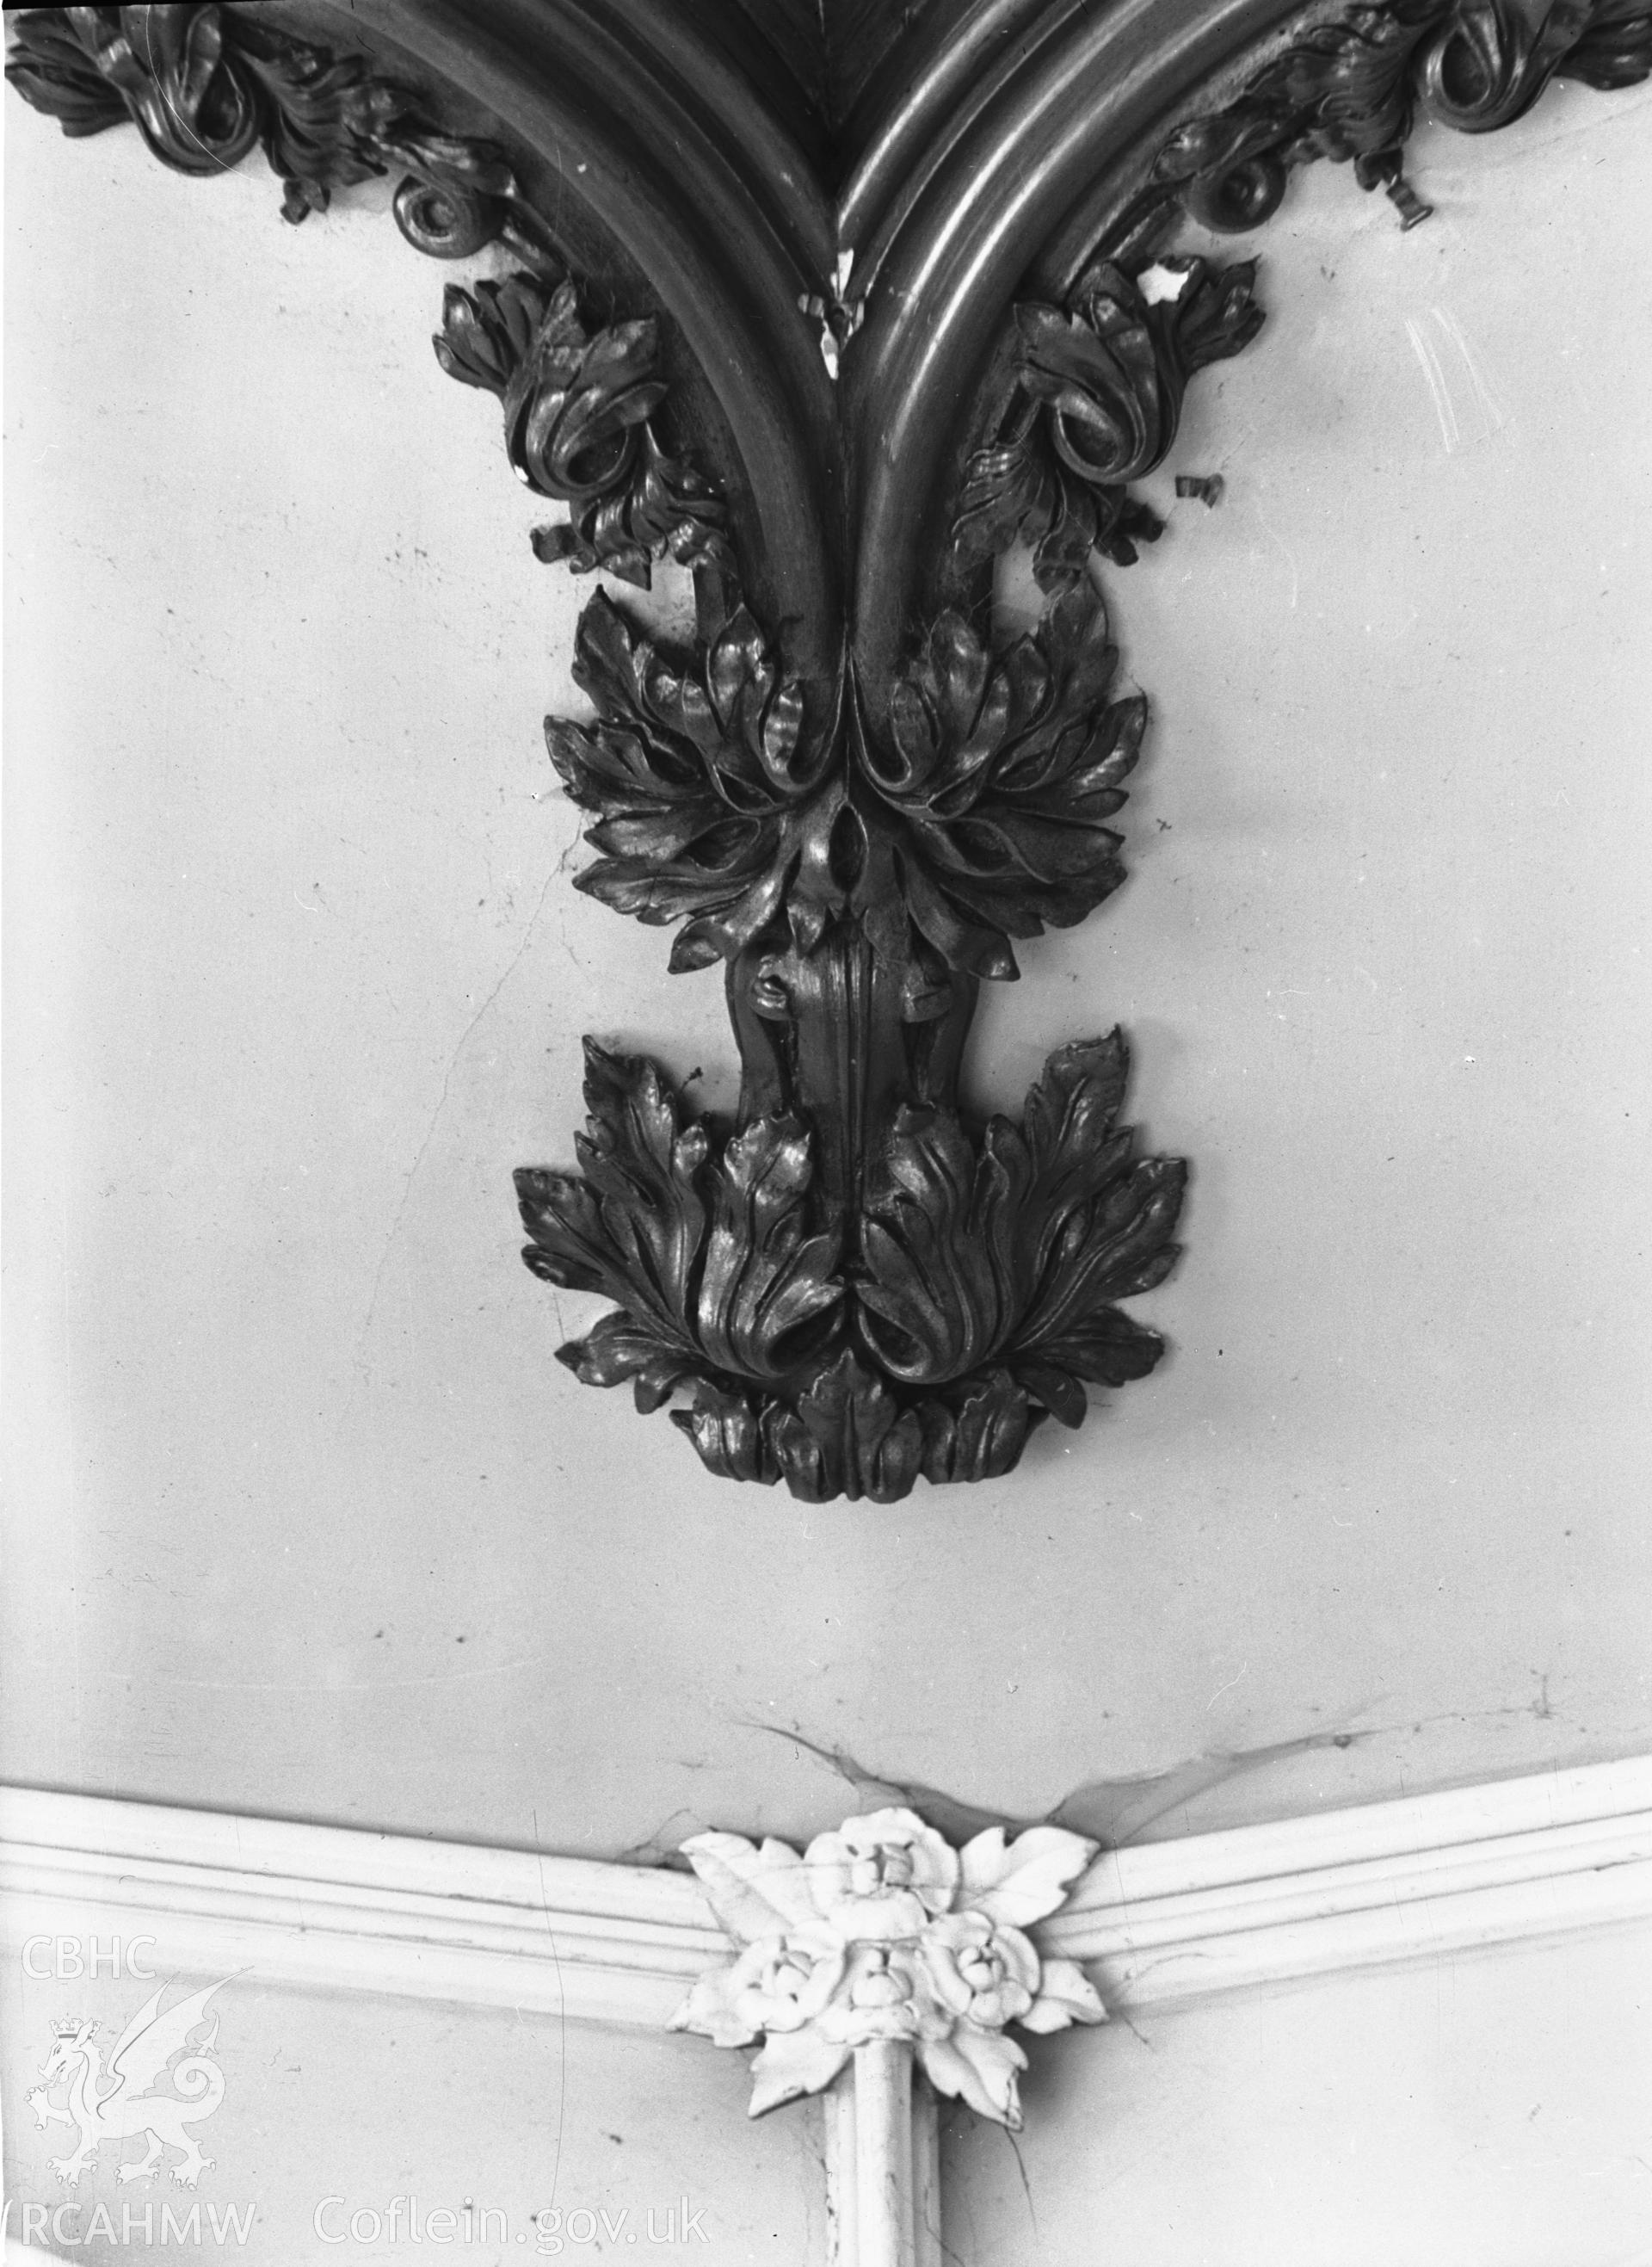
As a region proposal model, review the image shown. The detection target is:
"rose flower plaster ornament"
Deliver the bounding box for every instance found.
[671,1806,1106,2125]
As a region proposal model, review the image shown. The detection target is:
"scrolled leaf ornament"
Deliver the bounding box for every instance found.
[1121,0,1652,247]
[10,0,1648,1504]
[3,4,529,252]
[435,275,732,587]
[952,257,1263,594]
[672,1807,1106,2124]
[15,3,260,173]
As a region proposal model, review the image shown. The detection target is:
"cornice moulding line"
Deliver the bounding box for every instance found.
[3,1759,1649,2030]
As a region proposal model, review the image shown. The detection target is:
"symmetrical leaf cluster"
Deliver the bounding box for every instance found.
[516,1034,1182,1502]
[543,582,1146,991]
[676,1350,1039,1504]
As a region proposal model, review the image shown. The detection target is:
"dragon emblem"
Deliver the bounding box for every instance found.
[27,1980,227,2189]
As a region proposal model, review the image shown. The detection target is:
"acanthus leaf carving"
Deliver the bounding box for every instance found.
[4,7,130,137]
[1129,0,1651,244]
[1562,0,1652,90]
[952,256,1264,596]
[857,1030,1184,1427]
[697,1115,846,1381]
[435,272,733,587]
[758,1350,928,1505]
[11,0,1646,1502]
[669,1381,784,1488]
[516,1041,843,1415]
[15,3,262,173]
[866,584,1146,979]
[4,4,527,256]
[515,1021,1179,1501]
[545,590,835,969]
[914,1365,1038,1488]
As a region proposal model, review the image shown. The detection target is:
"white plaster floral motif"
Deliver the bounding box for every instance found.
[670,1807,1106,2124]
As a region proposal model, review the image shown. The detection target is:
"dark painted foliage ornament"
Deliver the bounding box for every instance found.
[435,275,732,586]
[517,1027,1181,1499]
[547,594,832,969]
[9,0,1648,1500]
[6,3,527,250]
[953,258,1264,591]
[1121,0,1652,244]
[867,592,1146,981]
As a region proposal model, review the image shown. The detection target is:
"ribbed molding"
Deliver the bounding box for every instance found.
[3,1757,1649,2029]
[1043,1755,1652,2002]
[0,1789,719,2027]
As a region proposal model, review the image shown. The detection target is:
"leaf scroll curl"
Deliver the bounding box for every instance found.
[435,270,731,587]
[6,5,259,172]
[856,1028,1186,1431]
[4,6,521,250]
[1128,0,1652,246]
[546,591,841,970]
[952,256,1262,596]
[1139,4,1449,236]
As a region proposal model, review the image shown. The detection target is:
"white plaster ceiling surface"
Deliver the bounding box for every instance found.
[4,71,1649,1860]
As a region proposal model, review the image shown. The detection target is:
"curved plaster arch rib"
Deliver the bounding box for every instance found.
[8,0,1649,1507]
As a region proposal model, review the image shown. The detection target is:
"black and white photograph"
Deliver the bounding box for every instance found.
[3,3,1650,2259]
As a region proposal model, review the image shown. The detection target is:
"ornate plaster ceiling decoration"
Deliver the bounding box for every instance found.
[8,0,1645,1509]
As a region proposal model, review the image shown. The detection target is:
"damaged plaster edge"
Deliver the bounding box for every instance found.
[3,1756,1649,2029]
